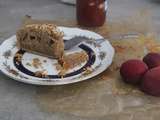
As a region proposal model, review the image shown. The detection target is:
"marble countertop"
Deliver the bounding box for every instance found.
[0,0,160,120]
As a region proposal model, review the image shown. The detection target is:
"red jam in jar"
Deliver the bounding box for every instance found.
[76,0,107,27]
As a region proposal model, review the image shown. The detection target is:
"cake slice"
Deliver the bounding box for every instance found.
[16,24,64,59]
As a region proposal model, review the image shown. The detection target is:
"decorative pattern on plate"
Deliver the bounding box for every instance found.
[3,50,12,59]
[2,61,29,79]
[99,51,107,60]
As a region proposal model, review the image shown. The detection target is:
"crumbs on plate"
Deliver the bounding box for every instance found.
[32,58,42,69]
[34,70,48,78]
[15,53,23,62]
[83,67,93,76]
[55,51,89,77]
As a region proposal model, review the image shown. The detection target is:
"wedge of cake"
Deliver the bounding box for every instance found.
[16,24,64,59]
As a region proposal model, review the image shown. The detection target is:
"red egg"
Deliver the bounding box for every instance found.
[141,67,160,96]
[143,53,160,69]
[120,59,148,85]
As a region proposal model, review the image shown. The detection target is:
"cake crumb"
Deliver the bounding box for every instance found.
[60,51,88,70]
[32,58,42,69]
[55,51,89,77]
[34,70,48,78]
[15,53,23,62]
[58,69,67,77]
[83,67,93,75]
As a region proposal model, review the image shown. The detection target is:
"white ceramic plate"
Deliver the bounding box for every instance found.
[0,27,114,85]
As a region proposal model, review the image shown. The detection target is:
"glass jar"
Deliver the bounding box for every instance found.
[76,0,108,27]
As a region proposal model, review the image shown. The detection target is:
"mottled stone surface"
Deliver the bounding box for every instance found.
[1,0,160,120]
